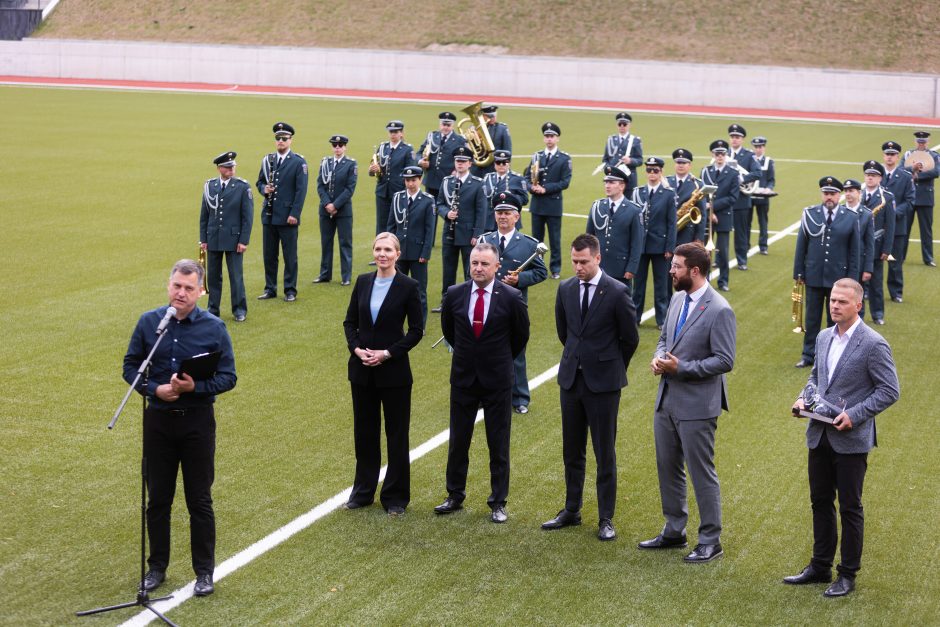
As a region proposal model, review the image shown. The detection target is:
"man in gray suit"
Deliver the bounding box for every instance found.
[639,242,736,563]
[786,278,900,598]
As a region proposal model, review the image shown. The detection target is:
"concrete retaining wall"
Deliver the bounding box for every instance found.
[1,38,936,118]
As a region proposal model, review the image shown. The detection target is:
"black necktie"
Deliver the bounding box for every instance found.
[220,181,226,192]
[826,209,834,226]
[581,282,591,321]
[407,196,413,209]
[499,236,506,253]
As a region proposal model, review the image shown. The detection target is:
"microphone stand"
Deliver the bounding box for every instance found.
[77,323,178,626]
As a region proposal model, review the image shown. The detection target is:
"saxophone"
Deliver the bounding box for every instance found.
[676,186,705,232]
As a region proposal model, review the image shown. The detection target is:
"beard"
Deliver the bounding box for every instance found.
[823,198,838,210]
[673,274,693,292]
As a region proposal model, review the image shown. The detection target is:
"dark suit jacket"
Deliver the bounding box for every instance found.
[316,156,357,217]
[441,280,530,390]
[343,272,424,388]
[556,272,639,393]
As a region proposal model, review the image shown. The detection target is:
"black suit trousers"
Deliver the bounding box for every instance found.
[446,380,512,508]
[349,382,412,509]
[560,371,620,520]
[143,405,216,576]
[808,430,868,578]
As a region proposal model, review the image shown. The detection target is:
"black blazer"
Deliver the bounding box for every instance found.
[343,272,424,387]
[440,280,530,390]
[556,272,639,393]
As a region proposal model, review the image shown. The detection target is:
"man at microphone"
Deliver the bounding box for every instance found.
[122,260,237,598]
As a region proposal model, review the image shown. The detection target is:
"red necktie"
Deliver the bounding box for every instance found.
[473,288,486,338]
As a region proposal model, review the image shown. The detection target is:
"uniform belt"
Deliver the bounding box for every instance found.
[148,405,211,416]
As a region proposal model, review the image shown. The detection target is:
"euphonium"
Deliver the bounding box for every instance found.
[198,244,209,296]
[676,187,706,232]
[457,101,495,168]
[791,280,805,333]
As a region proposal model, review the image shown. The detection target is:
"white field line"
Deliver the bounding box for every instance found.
[121,217,797,625]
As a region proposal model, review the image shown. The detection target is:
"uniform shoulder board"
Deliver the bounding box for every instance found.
[236,177,250,184]
[205,177,216,184]
[419,191,433,199]
[297,153,306,159]
[846,205,859,214]
[522,233,540,244]
[347,157,357,163]
[470,175,483,182]
[559,150,570,157]
[480,230,497,240]
[403,142,414,150]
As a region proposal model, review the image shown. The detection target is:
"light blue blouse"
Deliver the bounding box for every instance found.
[370,276,394,322]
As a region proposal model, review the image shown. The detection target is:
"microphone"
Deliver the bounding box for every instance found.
[156,306,178,335]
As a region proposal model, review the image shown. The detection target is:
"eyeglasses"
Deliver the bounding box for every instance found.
[494,160,509,165]
[331,143,345,148]
[646,167,661,173]
[275,136,290,141]
[669,263,687,270]
[617,122,629,127]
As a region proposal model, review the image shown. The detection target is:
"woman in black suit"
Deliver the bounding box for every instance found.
[343,232,424,515]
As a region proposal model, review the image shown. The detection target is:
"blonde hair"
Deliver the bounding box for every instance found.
[373,232,401,251]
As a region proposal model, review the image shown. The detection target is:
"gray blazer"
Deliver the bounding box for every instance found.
[802,321,900,454]
[654,286,736,420]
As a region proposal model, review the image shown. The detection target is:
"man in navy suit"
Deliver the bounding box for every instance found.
[200,151,253,321]
[314,134,357,286]
[471,104,512,177]
[256,122,308,302]
[482,149,529,232]
[433,146,487,312]
[525,122,572,279]
[904,130,939,266]
[600,112,644,197]
[750,136,776,255]
[435,243,530,523]
[669,148,708,247]
[727,124,762,270]
[701,140,740,291]
[419,112,467,200]
[586,166,643,293]
[787,278,899,597]
[882,141,916,302]
[794,177,861,368]
[480,193,547,414]
[387,165,437,325]
[542,234,639,541]
[862,161,896,325]
[632,157,678,328]
[370,120,416,237]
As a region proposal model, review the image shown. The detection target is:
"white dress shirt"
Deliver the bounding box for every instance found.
[468,280,495,325]
[827,317,862,384]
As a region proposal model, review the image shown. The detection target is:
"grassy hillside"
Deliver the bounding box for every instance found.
[35,0,939,75]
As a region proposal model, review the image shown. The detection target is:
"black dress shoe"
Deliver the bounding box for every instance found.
[194,573,214,597]
[312,277,331,283]
[342,500,372,510]
[513,405,529,415]
[257,291,276,300]
[386,505,405,517]
[823,575,855,597]
[234,314,246,322]
[927,260,936,267]
[598,519,616,541]
[491,505,508,523]
[541,509,582,530]
[795,359,812,368]
[142,569,165,592]
[637,533,688,549]
[434,498,463,515]
[684,543,723,563]
[783,565,832,585]
[284,293,296,302]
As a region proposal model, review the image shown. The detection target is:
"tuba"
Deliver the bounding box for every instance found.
[676,187,705,232]
[457,101,496,168]
[198,244,209,296]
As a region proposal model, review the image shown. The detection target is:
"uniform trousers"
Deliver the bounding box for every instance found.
[530,214,562,274]
[446,380,512,508]
[754,200,770,251]
[349,381,411,509]
[633,254,671,326]
[653,408,721,544]
[559,370,620,520]
[396,259,428,327]
[802,285,833,362]
[808,430,868,578]
[262,224,298,296]
[907,204,934,264]
[206,249,246,318]
[440,238,472,299]
[887,233,906,299]
[144,405,216,576]
[869,258,886,321]
[375,195,392,236]
[318,214,353,283]
[733,207,754,265]
[715,231,731,288]
[511,348,529,408]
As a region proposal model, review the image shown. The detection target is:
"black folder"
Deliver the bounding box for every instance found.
[178,351,222,380]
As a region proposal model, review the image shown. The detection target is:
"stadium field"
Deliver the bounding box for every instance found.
[1,85,937,625]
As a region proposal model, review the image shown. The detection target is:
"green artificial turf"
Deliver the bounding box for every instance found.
[1,86,937,625]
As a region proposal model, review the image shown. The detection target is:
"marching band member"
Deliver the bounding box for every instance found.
[418,112,467,200]
[862,160,896,325]
[842,179,874,318]
[586,166,643,292]
[669,148,708,247]
[369,120,416,239]
[600,112,643,197]
[727,124,762,270]
[471,104,512,177]
[750,136,776,255]
[386,165,436,326]
[701,140,739,292]
[525,122,572,280]
[314,134,357,286]
[481,149,529,232]
[903,131,939,266]
[480,193,547,414]
[881,141,915,303]
[632,157,677,329]
[793,177,861,368]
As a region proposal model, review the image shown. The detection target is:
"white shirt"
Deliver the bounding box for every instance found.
[580,270,603,308]
[608,195,623,213]
[497,229,516,249]
[457,173,469,184]
[545,148,558,158]
[827,317,862,383]
[684,281,708,308]
[468,280,495,325]
[277,150,291,165]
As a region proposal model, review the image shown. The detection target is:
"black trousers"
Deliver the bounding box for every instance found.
[560,371,620,520]
[908,203,934,264]
[440,239,472,298]
[349,382,412,509]
[869,257,886,320]
[530,213,562,274]
[318,214,353,282]
[733,207,754,265]
[143,405,216,576]
[262,224,298,296]
[887,233,906,299]
[396,259,428,327]
[802,285,832,362]
[754,201,770,251]
[633,253,671,326]
[715,231,731,288]
[206,249,246,318]
[808,431,868,578]
[446,381,512,508]
[375,195,392,236]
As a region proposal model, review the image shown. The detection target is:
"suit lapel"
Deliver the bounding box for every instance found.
[670,288,711,350]
[371,272,399,326]
[580,275,606,331]
[826,323,865,391]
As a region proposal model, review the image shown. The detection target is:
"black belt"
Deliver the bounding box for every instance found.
[147,405,211,416]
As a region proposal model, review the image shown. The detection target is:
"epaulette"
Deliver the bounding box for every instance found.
[480,230,497,240]
[521,233,540,244]
[419,191,433,199]
[470,175,483,182]
[205,178,216,184]
[236,177,250,185]
[559,151,570,157]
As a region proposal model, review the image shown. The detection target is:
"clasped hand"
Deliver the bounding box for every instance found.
[650,352,678,376]
[355,347,388,367]
[155,373,195,402]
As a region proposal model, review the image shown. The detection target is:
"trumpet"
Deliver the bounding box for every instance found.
[198,243,209,296]
[370,145,383,179]
[457,101,496,168]
[677,187,705,232]
[422,131,434,161]
[529,153,540,186]
[791,279,805,333]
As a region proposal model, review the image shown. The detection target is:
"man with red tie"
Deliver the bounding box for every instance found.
[436,243,530,523]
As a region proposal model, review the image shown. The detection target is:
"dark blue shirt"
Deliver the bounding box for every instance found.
[123,305,236,409]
